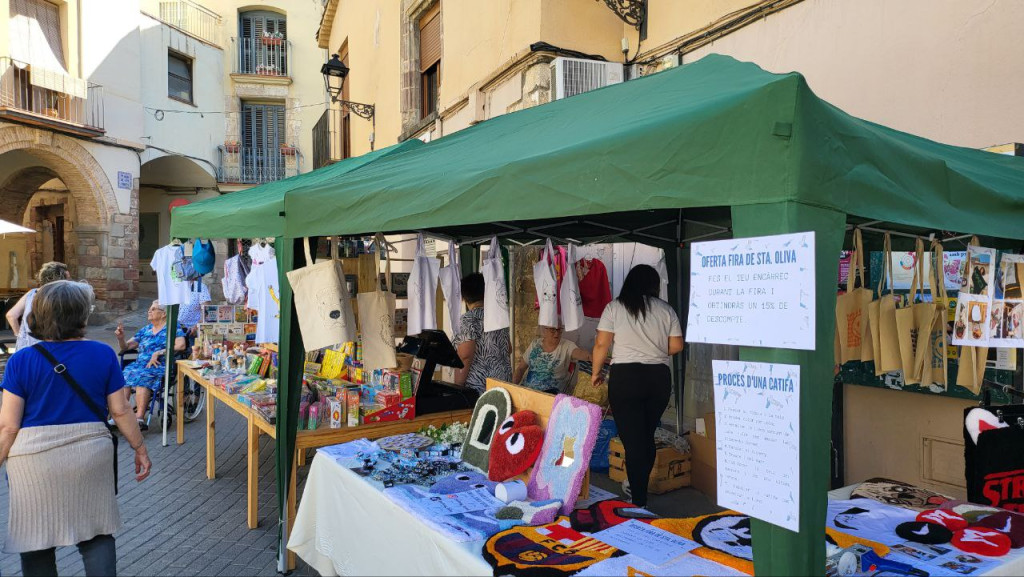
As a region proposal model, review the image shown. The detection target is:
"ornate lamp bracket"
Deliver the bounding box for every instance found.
[597,0,646,29]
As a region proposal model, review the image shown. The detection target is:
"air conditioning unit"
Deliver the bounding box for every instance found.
[550,57,624,101]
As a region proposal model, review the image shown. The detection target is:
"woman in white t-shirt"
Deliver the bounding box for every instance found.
[5,262,70,351]
[592,264,684,507]
[513,325,591,393]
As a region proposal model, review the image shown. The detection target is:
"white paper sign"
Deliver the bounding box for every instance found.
[713,360,800,532]
[688,232,815,350]
[415,488,503,516]
[592,520,699,566]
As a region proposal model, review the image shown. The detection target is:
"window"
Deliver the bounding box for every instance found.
[239,11,287,76]
[240,102,286,183]
[167,51,193,103]
[9,0,66,73]
[418,3,440,118]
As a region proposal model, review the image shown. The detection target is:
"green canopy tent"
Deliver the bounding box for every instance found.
[173,54,1024,574]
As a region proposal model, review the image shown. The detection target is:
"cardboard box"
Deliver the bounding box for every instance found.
[345,387,360,427]
[686,431,718,502]
[328,398,343,429]
[703,411,716,441]
[362,397,416,424]
[608,437,692,495]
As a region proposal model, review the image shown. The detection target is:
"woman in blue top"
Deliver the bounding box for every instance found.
[115,300,186,429]
[0,280,151,576]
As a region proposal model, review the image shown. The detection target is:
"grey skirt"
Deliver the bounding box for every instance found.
[4,422,122,553]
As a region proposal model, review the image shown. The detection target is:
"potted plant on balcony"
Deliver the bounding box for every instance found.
[254,64,280,76]
[224,140,241,154]
[279,143,297,156]
[261,31,284,47]
[42,91,65,119]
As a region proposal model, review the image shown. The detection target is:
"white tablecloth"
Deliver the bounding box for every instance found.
[288,452,492,576]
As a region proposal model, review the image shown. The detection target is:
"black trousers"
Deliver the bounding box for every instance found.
[608,362,672,507]
[21,534,116,577]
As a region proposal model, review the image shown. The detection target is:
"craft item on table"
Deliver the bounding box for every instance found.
[488,411,544,482]
[951,527,1011,557]
[385,484,510,542]
[461,387,512,472]
[827,498,917,546]
[895,521,953,545]
[939,501,1003,524]
[570,499,659,533]
[377,433,434,453]
[495,499,562,526]
[917,509,969,531]
[482,516,621,577]
[575,552,746,577]
[317,439,380,464]
[495,480,528,503]
[974,511,1024,548]
[592,519,700,566]
[527,394,601,515]
[415,487,505,516]
[430,471,498,495]
[965,408,1009,445]
[850,478,952,511]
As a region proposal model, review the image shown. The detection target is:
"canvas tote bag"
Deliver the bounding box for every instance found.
[534,239,560,328]
[896,239,937,385]
[407,233,441,336]
[482,236,511,333]
[836,229,872,364]
[357,233,398,370]
[956,236,987,393]
[439,243,462,335]
[285,237,356,351]
[560,244,584,332]
[919,240,949,389]
[874,234,902,375]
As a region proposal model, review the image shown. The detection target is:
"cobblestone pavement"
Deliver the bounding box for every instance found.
[0,403,318,576]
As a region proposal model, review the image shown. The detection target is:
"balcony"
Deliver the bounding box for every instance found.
[0,58,104,137]
[312,108,350,169]
[231,36,291,82]
[157,0,222,45]
[218,145,302,185]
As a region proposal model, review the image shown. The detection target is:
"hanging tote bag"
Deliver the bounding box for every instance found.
[874,234,903,375]
[836,229,872,364]
[439,243,463,335]
[408,233,441,336]
[222,255,246,305]
[482,236,511,333]
[534,239,560,328]
[560,244,584,333]
[919,240,949,389]
[192,238,216,276]
[358,234,398,370]
[286,238,356,351]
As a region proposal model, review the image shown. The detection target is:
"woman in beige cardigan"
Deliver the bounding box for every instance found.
[0,281,151,576]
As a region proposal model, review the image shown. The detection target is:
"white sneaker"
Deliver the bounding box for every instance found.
[622,478,632,501]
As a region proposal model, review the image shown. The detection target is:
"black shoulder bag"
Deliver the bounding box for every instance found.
[32,344,120,494]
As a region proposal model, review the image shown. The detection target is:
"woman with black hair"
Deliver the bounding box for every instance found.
[592,264,683,507]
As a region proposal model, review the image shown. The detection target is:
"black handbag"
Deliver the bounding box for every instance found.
[33,344,120,495]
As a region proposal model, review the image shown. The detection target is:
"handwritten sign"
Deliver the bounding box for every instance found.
[687,232,815,350]
[592,520,699,566]
[713,360,800,532]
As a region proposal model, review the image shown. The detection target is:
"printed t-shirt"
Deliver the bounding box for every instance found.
[597,298,682,366]
[826,498,917,546]
[453,307,511,392]
[2,341,125,427]
[151,245,191,306]
[522,338,578,392]
[246,256,280,343]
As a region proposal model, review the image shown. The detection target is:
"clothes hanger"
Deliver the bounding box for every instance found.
[170,238,182,246]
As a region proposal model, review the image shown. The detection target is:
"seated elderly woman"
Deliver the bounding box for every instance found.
[114,301,185,430]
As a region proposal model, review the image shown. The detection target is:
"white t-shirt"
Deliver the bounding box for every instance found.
[246,256,280,343]
[151,245,191,306]
[522,338,578,392]
[826,498,916,546]
[597,298,682,366]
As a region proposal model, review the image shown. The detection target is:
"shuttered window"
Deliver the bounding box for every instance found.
[9,0,66,72]
[241,102,286,182]
[167,51,193,103]
[239,11,287,76]
[418,3,440,73]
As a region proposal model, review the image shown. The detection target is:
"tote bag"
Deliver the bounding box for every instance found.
[408,233,440,336]
[874,234,903,375]
[895,239,935,385]
[286,237,356,351]
[560,244,584,332]
[222,255,246,305]
[482,236,510,333]
[918,241,949,389]
[534,239,560,328]
[439,243,462,335]
[836,229,872,364]
[357,234,398,370]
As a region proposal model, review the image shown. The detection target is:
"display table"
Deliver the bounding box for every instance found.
[174,361,473,530]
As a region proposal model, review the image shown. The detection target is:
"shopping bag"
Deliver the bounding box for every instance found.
[534,239,559,328]
[222,254,246,305]
[895,239,936,385]
[286,237,356,351]
[836,229,872,364]
[357,233,397,370]
[874,234,902,375]
[439,243,462,335]
[918,241,949,389]
[407,233,440,336]
[482,236,510,333]
[560,244,584,332]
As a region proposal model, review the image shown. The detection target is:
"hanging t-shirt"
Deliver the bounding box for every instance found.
[826,498,917,546]
[522,338,579,392]
[178,281,211,330]
[576,258,612,318]
[246,256,280,343]
[598,298,682,366]
[151,244,191,306]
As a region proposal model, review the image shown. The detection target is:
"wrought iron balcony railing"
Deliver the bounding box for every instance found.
[312,108,350,169]
[231,36,291,78]
[218,145,302,184]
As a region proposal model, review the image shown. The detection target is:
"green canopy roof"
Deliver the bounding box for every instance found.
[283,54,1024,240]
[169,139,423,239]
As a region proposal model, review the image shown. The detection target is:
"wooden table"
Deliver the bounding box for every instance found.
[175,361,473,530]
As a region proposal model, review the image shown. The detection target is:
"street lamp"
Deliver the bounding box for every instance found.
[321,54,376,149]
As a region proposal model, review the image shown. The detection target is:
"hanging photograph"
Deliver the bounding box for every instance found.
[887,250,965,291]
[952,294,991,346]
[960,246,996,297]
[380,272,410,299]
[996,254,1024,299]
[990,299,1024,348]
